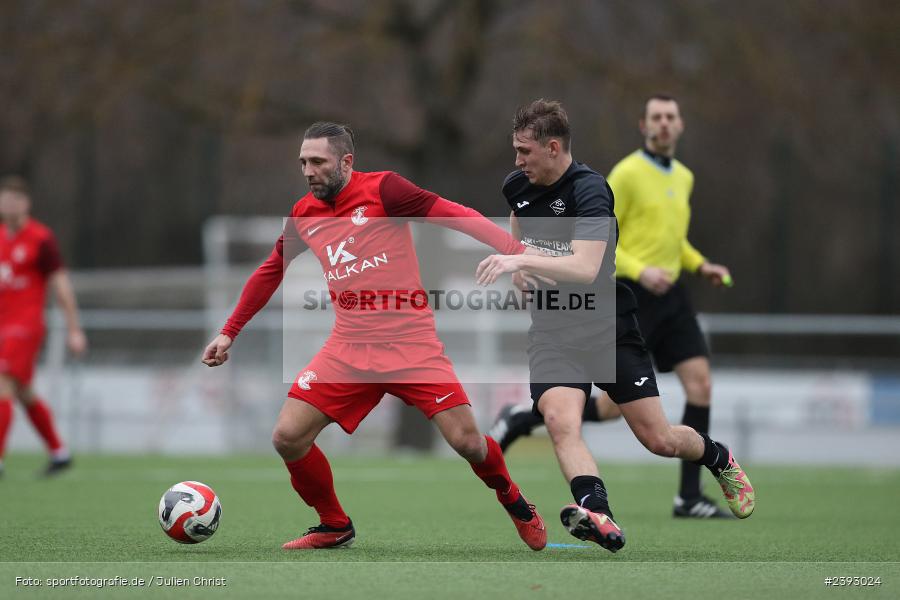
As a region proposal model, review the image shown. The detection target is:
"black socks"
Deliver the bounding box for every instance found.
[694,432,731,478]
[503,494,535,521]
[680,404,710,498]
[570,475,613,519]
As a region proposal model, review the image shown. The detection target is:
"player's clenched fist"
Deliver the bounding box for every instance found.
[202,334,233,367]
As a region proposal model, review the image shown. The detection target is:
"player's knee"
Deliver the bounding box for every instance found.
[448,431,485,462]
[271,425,311,459]
[543,409,579,441]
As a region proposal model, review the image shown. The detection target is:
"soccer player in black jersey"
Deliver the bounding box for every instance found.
[491,95,736,519]
[476,100,754,552]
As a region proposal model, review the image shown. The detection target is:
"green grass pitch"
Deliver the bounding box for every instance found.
[1,442,898,599]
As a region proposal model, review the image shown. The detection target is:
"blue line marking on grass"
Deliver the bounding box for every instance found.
[546,543,591,549]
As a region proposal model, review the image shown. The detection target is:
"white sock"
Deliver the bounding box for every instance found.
[51,448,70,462]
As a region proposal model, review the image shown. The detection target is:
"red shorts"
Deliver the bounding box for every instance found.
[0,324,44,386]
[287,339,471,433]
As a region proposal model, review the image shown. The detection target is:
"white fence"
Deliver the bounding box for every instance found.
[5,215,899,464]
[4,306,898,465]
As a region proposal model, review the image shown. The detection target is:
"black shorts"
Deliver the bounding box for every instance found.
[529,312,659,407]
[620,279,709,372]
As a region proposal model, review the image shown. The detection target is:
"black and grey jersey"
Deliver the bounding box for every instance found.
[502,161,637,333]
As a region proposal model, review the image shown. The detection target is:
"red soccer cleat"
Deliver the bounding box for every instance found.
[560,504,625,553]
[282,522,355,550]
[508,500,547,551]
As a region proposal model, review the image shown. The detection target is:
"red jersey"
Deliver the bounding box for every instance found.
[0,218,63,328]
[222,171,523,343]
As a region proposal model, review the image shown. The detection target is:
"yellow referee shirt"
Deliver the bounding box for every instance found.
[608,149,706,282]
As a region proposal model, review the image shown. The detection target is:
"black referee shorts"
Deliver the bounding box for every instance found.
[529,312,659,408]
[620,279,709,373]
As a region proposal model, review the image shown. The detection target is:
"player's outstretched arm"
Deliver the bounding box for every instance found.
[202,334,233,367]
[205,240,292,367]
[48,270,88,356]
[380,172,526,255]
[424,198,525,255]
[477,239,607,286]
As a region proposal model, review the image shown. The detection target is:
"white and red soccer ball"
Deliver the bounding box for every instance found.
[158,481,222,544]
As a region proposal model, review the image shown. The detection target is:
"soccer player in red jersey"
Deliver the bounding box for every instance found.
[0,176,87,477]
[202,122,547,550]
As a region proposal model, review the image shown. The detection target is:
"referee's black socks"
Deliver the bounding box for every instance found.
[570,475,613,519]
[694,432,731,478]
[680,404,710,498]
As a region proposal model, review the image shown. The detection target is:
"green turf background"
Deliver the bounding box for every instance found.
[1,443,898,599]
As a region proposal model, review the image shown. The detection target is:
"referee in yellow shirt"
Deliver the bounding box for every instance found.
[491,94,734,519]
[610,94,732,518]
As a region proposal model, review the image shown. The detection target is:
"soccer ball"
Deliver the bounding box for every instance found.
[158,481,222,544]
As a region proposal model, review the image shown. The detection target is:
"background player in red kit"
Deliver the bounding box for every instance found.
[0,176,87,477]
[202,122,547,550]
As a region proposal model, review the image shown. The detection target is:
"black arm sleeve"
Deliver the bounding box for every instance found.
[572,174,613,241]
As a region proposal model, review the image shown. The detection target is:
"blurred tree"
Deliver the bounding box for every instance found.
[0,0,897,314]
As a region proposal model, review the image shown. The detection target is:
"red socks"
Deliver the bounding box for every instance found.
[25,398,64,453]
[284,444,350,528]
[284,437,520,528]
[470,435,521,504]
[0,397,13,460]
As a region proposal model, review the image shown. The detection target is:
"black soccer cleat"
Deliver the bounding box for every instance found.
[488,403,543,452]
[42,457,73,478]
[673,494,735,519]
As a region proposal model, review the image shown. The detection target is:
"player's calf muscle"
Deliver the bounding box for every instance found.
[637,431,677,457]
[683,379,711,405]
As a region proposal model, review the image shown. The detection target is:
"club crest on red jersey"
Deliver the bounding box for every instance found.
[11,245,27,263]
[351,206,368,226]
[297,370,318,390]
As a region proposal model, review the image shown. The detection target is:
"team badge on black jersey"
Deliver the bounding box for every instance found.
[550,198,566,215]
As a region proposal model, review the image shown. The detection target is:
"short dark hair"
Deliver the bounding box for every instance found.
[513,99,571,151]
[303,121,355,159]
[643,93,678,119]
[0,175,30,197]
